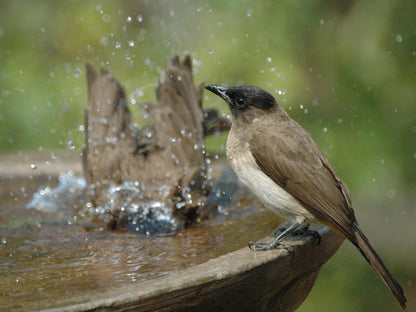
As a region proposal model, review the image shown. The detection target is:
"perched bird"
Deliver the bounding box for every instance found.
[205,85,406,310]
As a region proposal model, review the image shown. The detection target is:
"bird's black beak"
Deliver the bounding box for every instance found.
[205,85,230,102]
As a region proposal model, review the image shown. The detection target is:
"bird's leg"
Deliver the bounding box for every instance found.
[292,224,321,245]
[272,226,287,237]
[249,217,305,251]
[248,222,299,251]
[249,216,319,251]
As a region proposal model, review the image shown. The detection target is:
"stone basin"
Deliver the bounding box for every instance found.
[0,152,344,312]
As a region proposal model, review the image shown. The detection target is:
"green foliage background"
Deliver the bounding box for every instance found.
[0,1,415,311]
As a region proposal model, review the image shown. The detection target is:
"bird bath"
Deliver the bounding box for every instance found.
[0,152,343,312]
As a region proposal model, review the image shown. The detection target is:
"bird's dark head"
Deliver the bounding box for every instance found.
[205,85,278,123]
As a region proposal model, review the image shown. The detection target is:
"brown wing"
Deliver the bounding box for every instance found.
[249,119,356,241]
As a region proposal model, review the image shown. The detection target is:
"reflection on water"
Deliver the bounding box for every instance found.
[0,169,278,311]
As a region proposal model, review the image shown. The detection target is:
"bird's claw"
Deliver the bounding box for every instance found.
[248,240,295,254]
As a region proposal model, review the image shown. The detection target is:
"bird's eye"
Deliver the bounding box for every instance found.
[235,98,246,108]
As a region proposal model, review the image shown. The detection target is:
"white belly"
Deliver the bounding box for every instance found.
[228,148,313,220]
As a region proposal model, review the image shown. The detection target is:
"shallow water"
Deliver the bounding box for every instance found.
[0,170,278,311]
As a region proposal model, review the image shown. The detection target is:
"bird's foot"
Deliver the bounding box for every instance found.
[291,225,321,245]
[273,222,321,244]
[249,218,318,253]
[248,240,278,251]
[248,240,294,254]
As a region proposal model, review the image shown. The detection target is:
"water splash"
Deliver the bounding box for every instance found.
[27,171,86,213]
[27,173,181,234]
[102,181,180,235]
[204,168,240,217]
[26,164,237,235]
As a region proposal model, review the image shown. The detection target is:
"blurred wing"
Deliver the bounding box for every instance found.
[249,120,356,241]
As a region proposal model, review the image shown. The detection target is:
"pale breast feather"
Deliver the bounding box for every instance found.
[229,148,313,219]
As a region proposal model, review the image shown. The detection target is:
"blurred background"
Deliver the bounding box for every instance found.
[0,1,415,311]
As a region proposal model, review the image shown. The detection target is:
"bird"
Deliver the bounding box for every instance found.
[205,84,407,310]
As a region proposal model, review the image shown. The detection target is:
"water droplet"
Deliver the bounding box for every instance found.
[1,238,6,244]
[396,34,403,43]
[137,14,143,22]
[247,9,253,17]
[129,89,143,105]
[127,39,135,47]
[192,58,202,66]
[126,16,133,23]
[30,164,37,170]
[266,57,272,63]
[73,69,81,79]
[209,49,213,55]
[100,37,109,46]
[323,127,328,132]
[105,136,118,144]
[115,42,121,49]
[387,189,396,199]
[66,141,75,150]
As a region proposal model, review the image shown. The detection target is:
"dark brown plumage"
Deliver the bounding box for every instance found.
[205,85,406,310]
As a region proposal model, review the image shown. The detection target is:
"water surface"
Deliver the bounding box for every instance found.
[0,170,278,311]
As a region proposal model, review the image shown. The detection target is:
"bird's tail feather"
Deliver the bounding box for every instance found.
[354,227,406,310]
